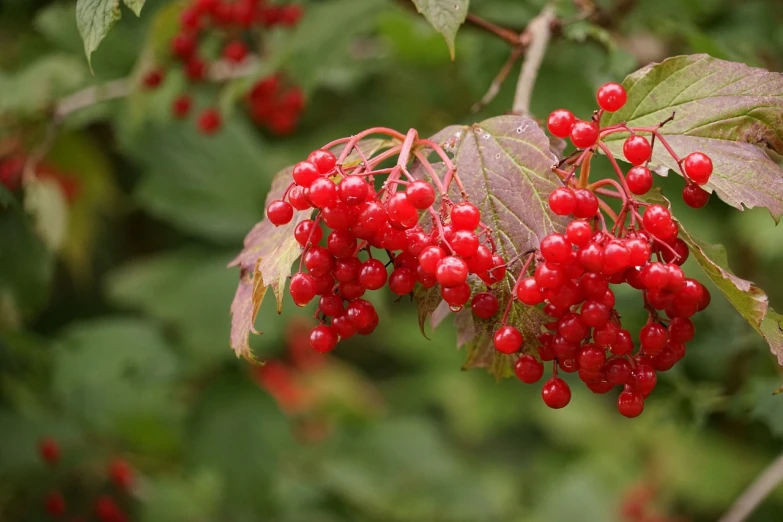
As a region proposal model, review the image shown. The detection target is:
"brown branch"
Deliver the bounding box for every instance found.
[465,13,519,46]
[512,5,556,115]
[718,452,783,522]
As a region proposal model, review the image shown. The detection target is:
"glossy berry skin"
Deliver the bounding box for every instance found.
[541,377,571,409]
[441,282,471,307]
[596,82,627,112]
[310,325,338,353]
[293,161,321,188]
[339,176,370,206]
[450,230,479,257]
[307,149,337,174]
[547,109,576,138]
[683,152,713,185]
[573,188,599,218]
[267,200,293,225]
[570,120,599,149]
[617,389,645,418]
[540,233,571,263]
[358,259,387,290]
[294,220,322,246]
[565,221,592,247]
[623,135,652,166]
[450,202,481,231]
[389,267,416,295]
[516,277,543,305]
[642,204,673,238]
[435,256,469,287]
[290,273,316,306]
[515,354,544,383]
[39,438,60,465]
[626,166,652,195]
[493,325,523,354]
[471,292,499,319]
[288,187,311,210]
[308,177,338,208]
[549,187,576,216]
[405,181,436,209]
[197,109,221,134]
[682,184,710,208]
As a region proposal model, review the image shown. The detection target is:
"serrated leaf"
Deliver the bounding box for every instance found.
[601,54,783,221]
[645,189,783,364]
[418,115,564,377]
[410,0,470,60]
[76,0,146,67]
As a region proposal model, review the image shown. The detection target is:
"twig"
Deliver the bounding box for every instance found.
[54,78,131,121]
[511,5,555,115]
[718,452,783,522]
[465,13,519,45]
[472,47,523,112]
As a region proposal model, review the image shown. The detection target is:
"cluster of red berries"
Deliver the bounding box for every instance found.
[266,147,506,354]
[142,0,305,136]
[38,438,134,522]
[491,82,714,417]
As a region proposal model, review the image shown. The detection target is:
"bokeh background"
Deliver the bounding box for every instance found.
[2,0,783,521]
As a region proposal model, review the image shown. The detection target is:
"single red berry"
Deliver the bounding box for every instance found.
[541,377,571,408]
[516,276,543,305]
[389,267,416,295]
[319,295,344,316]
[617,389,645,418]
[540,232,572,264]
[548,186,577,216]
[338,176,370,206]
[307,149,337,175]
[683,152,713,185]
[171,33,196,60]
[570,120,599,149]
[698,286,711,311]
[223,40,249,63]
[435,256,469,287]
[578,242,605,273]
[278,4,303,26]
[623,135,652,166]
[596,82,627,112]
[640,323,668,356]
[580,300,610,328]
[629,363,657,396]
[310,325,338,353]
[45,491,66,517]
[172,95,192,119]
[304,247,335,277]
[573,188,599,218]
[346,299,377,329]
[321,204,352,230]
[558,313,589,343]
[386,192,418,229]
[668,317,695,343]
[293,161,321,188]
[493,325,523,354]
[577,343,606,371]
[327,229,356,258]
[197,109,221,134]
[294,220,322,246]
[267,200,294,225]
[642,204,673,238]
[565,220,592,246]
[308,177,338,209]
[405,180,436,209]
[184,56,207,81]
[602,241,631,274]
[338,281,365,300]
[612,329,634,355]
[39,438,60,465]
[640,262,669,289]
[450,230,479,258]
[471,292,499,319]
[682,184,710,208]
[290,273,316,306]
[94,495,123,522]
[535,261,566,289]
[288,186,311,211]
[625,237,651,266]
[547,109,576,138]
[180,7,202,30]
[450,202,481,231]
[358,259,388,290]
[626,166,653,195]
[142,69,164,89]
[109,459,133,490]
[604,357,631,385]
[515,354,544,383]
[331,314,356,339]
[441,282,471,307]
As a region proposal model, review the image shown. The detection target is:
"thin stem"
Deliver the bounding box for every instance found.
[465,12,521,45]
[501,253,536,324]
[512,5,556,114]
[472,47,523,112]
[597,198,619,224]
[597,142,633,197]
[719,452,783,522]
[578,151,593,188]
[412,150,447,195]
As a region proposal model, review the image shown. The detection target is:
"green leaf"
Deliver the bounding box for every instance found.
[601,54,783,222]
[0,55,87,117]
[410,0,470,60]
[418,115,564,377]
[76,0,146,67]
[22,176,69,253]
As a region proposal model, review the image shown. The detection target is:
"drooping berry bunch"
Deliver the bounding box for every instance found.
[500,82,714,417]
[37,438,135,521]
[265,127,507,354]
[142,0,305,136]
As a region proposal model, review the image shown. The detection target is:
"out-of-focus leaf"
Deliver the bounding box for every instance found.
[601,54,783,222]
[0,55,87,116]
[34,4,84,55]
[53,318,179,431]
[744,378,783,438]
[22,176,69,252]
[76,0,147,67]
[141,471,222,522]
[416,115,563,378]
[410,0,470,60]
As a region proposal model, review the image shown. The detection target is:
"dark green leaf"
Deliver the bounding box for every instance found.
[601,54,783,221]
[410,0,470,60]
[76,0,146,67]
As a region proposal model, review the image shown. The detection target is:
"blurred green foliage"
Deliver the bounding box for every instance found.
[1,0,783,521]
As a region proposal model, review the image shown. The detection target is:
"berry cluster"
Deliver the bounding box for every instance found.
[142,0,305,136]
[265,128,507,354]
[37,438,134,522]
[501,82,713,416]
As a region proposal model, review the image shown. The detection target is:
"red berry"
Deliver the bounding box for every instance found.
[293,161,321,188]
[623,135,652,166]
[535,262,566,289]
[294,220,322,246]
[308,177,338,208]
[331,314,356,339]
[626,237,651,266]
[668,317,695,343]
[39,438,60,465]
[516,276,543,305]
[346,299,377,329]
[223,40,248,63]
[308,150,337,175]
[310,325,338,352]
[441,282,471,307]
[322,204,353,230]
[142,69,164,89]
[405,181,436,209]
[540,233,572,264]
[515,354,544,383]
[578,242,605,273]
[642,204,673,238]
[358,259,388,290]
[565,220,592,246]
[278,4,303,26]
[578,343,606,371]
[548,186,576,216]
[172,95,192,119]
[547,109,576,138]
[267,200,294,225]
[386,192,418,229]
[617,389,644,418]
[109,459,133,490]
[184,56,207,82]
[603,241,630,274]
[570,120,599,149]
[319,295,344,316]
[558,313,589,343]
[389,267,416,295]
[604,357,631,385]
[471,292,499,319]
[94,495,123,522]
[171,33,196,59]
[580,300,610,328]
[450,202,481,231]
[682,184,710,208]
[626,166,652,195]
[290,273,316,306]
[596,82,627,112]
[303,247,335,277]
[327,230,356,259]
[450,230,479,258]
[541,377,571,409]
[698,286,711,311]
[338,281,365,300]
[573,188,599,218]
[338,176,370,205]
[683,152,713,185]
[612,329,634,355]
[45,491,66,517]
[678,278,704,305]
[288,186,311,210]
[493,325,523,354]
[594,321,619,347]
[435,256,469,287]
[629,364,657,396]
[197,109,221,134]
[640,323,668,356]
